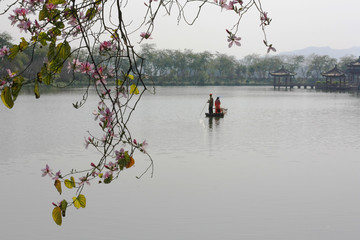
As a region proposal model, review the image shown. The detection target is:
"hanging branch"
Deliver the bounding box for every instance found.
[0,0,272,226]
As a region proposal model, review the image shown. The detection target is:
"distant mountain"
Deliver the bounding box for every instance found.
[279,46,360,59]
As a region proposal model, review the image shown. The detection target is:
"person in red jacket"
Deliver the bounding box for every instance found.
[215,97,221,113]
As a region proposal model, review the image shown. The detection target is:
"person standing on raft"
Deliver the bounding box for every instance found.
[215,97,221,113]
[207,93,214,114]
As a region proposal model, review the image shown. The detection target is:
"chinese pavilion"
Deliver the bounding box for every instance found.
[270,66,296,89]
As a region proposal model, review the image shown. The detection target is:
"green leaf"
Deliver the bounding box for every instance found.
[104,175,113,184]
[116,79,123,86]
[50,27,61,37]
[48,41,56,60]
[49,0,66,4]
[40,63,53,85]
[50,60,63,74]
[54,179,62,194]
[130,84,139,95]
[72,194,86,209]
[19,38,29,51]
[57,41,71,59]
[52,206,62,226]
[64,176,75,189]
[34,78,40,99]
[39,9,46,21]
[38,32,49,46]
[11,76,24,101]
[1,87,14,109]
[125,74,134,80]
[86,8,97,20]
[55,21,65,29]
[60,200,68,217]
[9,45,19,59]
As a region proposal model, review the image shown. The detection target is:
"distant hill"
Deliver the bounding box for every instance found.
[279,46,360,59]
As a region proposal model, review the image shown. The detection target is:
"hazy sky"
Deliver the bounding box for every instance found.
[1,0,360,59]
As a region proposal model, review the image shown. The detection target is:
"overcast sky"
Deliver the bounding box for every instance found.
[1,0,360,59]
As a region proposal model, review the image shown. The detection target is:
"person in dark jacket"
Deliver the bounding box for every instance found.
[207,93,214,114]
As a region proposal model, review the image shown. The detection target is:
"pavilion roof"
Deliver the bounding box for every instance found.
[321,65,345,78]
[269,66,296,76]
[347,56,360,67]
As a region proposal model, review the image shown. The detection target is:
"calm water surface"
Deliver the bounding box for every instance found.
[1,86,360,240]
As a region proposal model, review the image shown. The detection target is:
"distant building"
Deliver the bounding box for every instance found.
[270,66,296,89]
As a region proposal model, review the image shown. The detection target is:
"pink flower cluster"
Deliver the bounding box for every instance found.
[226,29,241,48]
[133,139,148,153]
[260,12,271,26]
[67,59,110,86]
[100,41,116,52]
[9,8,32,33]
[41,164,61,180]
[0,46,10,57]
[140,32,152,40]
[214,0,243,10]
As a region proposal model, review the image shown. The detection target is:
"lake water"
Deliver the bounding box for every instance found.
[1,86,360,240]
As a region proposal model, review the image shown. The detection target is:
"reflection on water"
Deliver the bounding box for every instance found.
[207,116,222,129]
[1,86,360,240]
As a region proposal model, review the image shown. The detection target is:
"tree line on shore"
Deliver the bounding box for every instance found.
[1,32,358,87]
[140,44,358,86]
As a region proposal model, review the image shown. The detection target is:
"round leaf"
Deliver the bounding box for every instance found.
[52,206,62,226]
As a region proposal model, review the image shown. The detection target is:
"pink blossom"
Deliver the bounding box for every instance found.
[6,69,16,78]
[104,171,113,179]
[68,16,77,26]
[17,20,32,33]
[46,3,56,10]
[79,176,90,186]
[94,67,107,85]
[99,107,114,129]
[267,45,276,53]
[67,59,82,73]
[105,161,118,171]
[52,170,61,180]
[218,0,228,8]
[96,77,107,86]
[84,137,92,149]
[14,8,28,17]
[0,46,10,57]
[140,32,152,39]
[41,164,52,177]
[93,110,100,121]
[226,30,241,48]
[260,12,271,26]
[226,1,235,10]
[115,148,125,161]
[99,41,113,51]
[101,134,107,143]
[140,140,148,153]
[8,15,17,25]
[80,61,94,74]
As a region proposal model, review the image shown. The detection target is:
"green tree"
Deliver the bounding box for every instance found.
[307,54,337,82]
[338,55,357,71]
